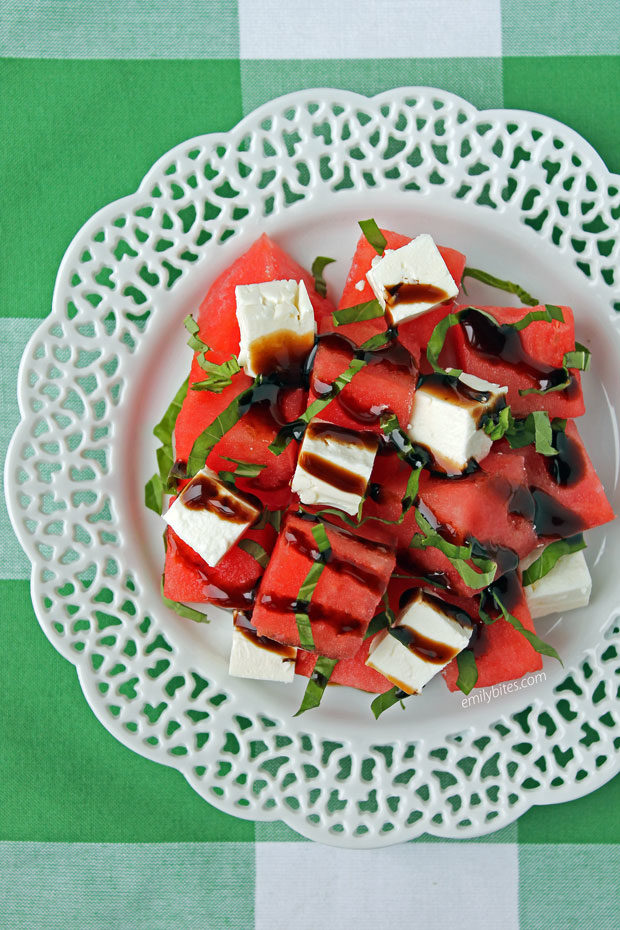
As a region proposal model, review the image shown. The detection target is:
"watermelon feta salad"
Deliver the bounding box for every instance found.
[145,221,615,717]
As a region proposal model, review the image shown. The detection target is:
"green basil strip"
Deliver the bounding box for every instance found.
[268,357,367,455]
[371,685,410,719]
[332,299,384,326]
[359,330,395,351]
[410,508,497,590]
[153,375,190,447]
[461,267,539,307]
[161,575,209,624]
[311,256,336,298]
[426,304,564,377]
[183,314,208,352]
[483,404,513,441]
[294,655,338,716]
[456,649,479,695]
[491,590,562,662]
[221,456,267,478]
[187,385,253,476]
[237,538,270,570]
[293,523,332,651]
[359,218,387,255]
[254,508,284,531]
[563,342,591,371]
[522,535,586,587]
[365,593,396,640]
[485,408,560,457]
[191,356,242,394]
[144,473,165,515]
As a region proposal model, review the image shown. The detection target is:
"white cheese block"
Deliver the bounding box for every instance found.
[229,618,296,683]
[162,468,259,567]
[407,372,508,473]
[236,278,316,377]
[366,590,473,693]
[521,548,592,619]
[365,233,458,324]
[291,420,378,516]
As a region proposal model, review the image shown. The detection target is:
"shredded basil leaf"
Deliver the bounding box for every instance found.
[161,574,210,624]
[144,473,165,515]
[365,593,396,640]
[410,509,497,590]
[359,330,395,351]
[311,256,336,298]
[456,649,479,695]
[183,314,207,352]
[184,313,241,392]
[221,456,267,478]
[563,342,591,371]
[461,267,539,307]
[492,589,562,662]
[293,522,332,651]
[483,404,514,441]
[145,374,190,513]
[359,218,387,255]
[294,655,338,716]
[332,299,384,326]
[238,538,270,569]
[522,535,586,587]
[484,407,560,457]
[268,356,367,455]
[371,686,410,719]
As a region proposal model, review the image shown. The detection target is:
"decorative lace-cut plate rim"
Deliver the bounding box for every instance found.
[5,87,620,848]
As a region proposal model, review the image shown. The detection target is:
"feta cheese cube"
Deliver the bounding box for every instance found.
[366,590,473,693]
[229,613,296,683]
[291,420,378,516]
[162,468,259,567]
[521,548,592,619]
[366,233,458,325]
[407,372,508,473]
[236,278,316,377]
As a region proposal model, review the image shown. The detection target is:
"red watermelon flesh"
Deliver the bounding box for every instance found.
[307,334,417,434]
[295,638,393,693]
[326,228,466,350]
[252,514,396,659]
[518,420,615,537]
[443,575,543,691]
[451,304,585,418]
[174,235,336,508]
[163,520,278,606]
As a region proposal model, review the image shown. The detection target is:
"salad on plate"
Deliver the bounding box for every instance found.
[145,219,614,718]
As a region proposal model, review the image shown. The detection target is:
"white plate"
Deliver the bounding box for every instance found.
[5,87,620,848]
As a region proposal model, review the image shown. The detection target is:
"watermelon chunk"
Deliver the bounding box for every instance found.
[163,520,278,606]
[174,234,336,509]
[308,334,417,433]
[328,228,466,354]
[252,514,396,659]
[451,304,585,418]
[443,575,543,690]
[295,638,393,693]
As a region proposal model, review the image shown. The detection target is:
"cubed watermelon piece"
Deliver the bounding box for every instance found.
[174,234,336,508]
[163,520,278,606]
[443,575,543,690]
[308,334,417,433]
[252,514,396,659]
[295,638,393,693]
[327,228,466,352]
[451,304,585,418]
[518,420,615,537]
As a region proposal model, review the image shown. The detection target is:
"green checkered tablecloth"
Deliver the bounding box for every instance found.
[1,2,619,927]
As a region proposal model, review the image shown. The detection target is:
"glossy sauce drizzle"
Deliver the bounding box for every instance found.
[182,472,258,524]
[299,422,378,496]
[249,329,315,377]
[234,611,296,660]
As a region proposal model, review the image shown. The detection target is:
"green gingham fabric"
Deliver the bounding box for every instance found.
[1,3,619,927]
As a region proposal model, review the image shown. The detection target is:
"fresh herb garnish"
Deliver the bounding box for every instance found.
[359,329,396,351]
[456,649,479,695]
[184,314,241,393]
[483,407,559,456]
[479,587,561,662]
[293,522,332,651]
[461,267,539,307]
[311,256,336,298]
[237,538,270,569]
[254,508,283,531]
[426,305,565,377]
[359,218,387,255]
[364,593,396,640]
[221,457,267,478]
[563,342,591,371]
[144,375,190,514]
[370,685,410,719]
[268,357,367,455]
[410,509,497,590]
[522,535,586,587]
[294,655,338,715]
[332,299,384,326]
